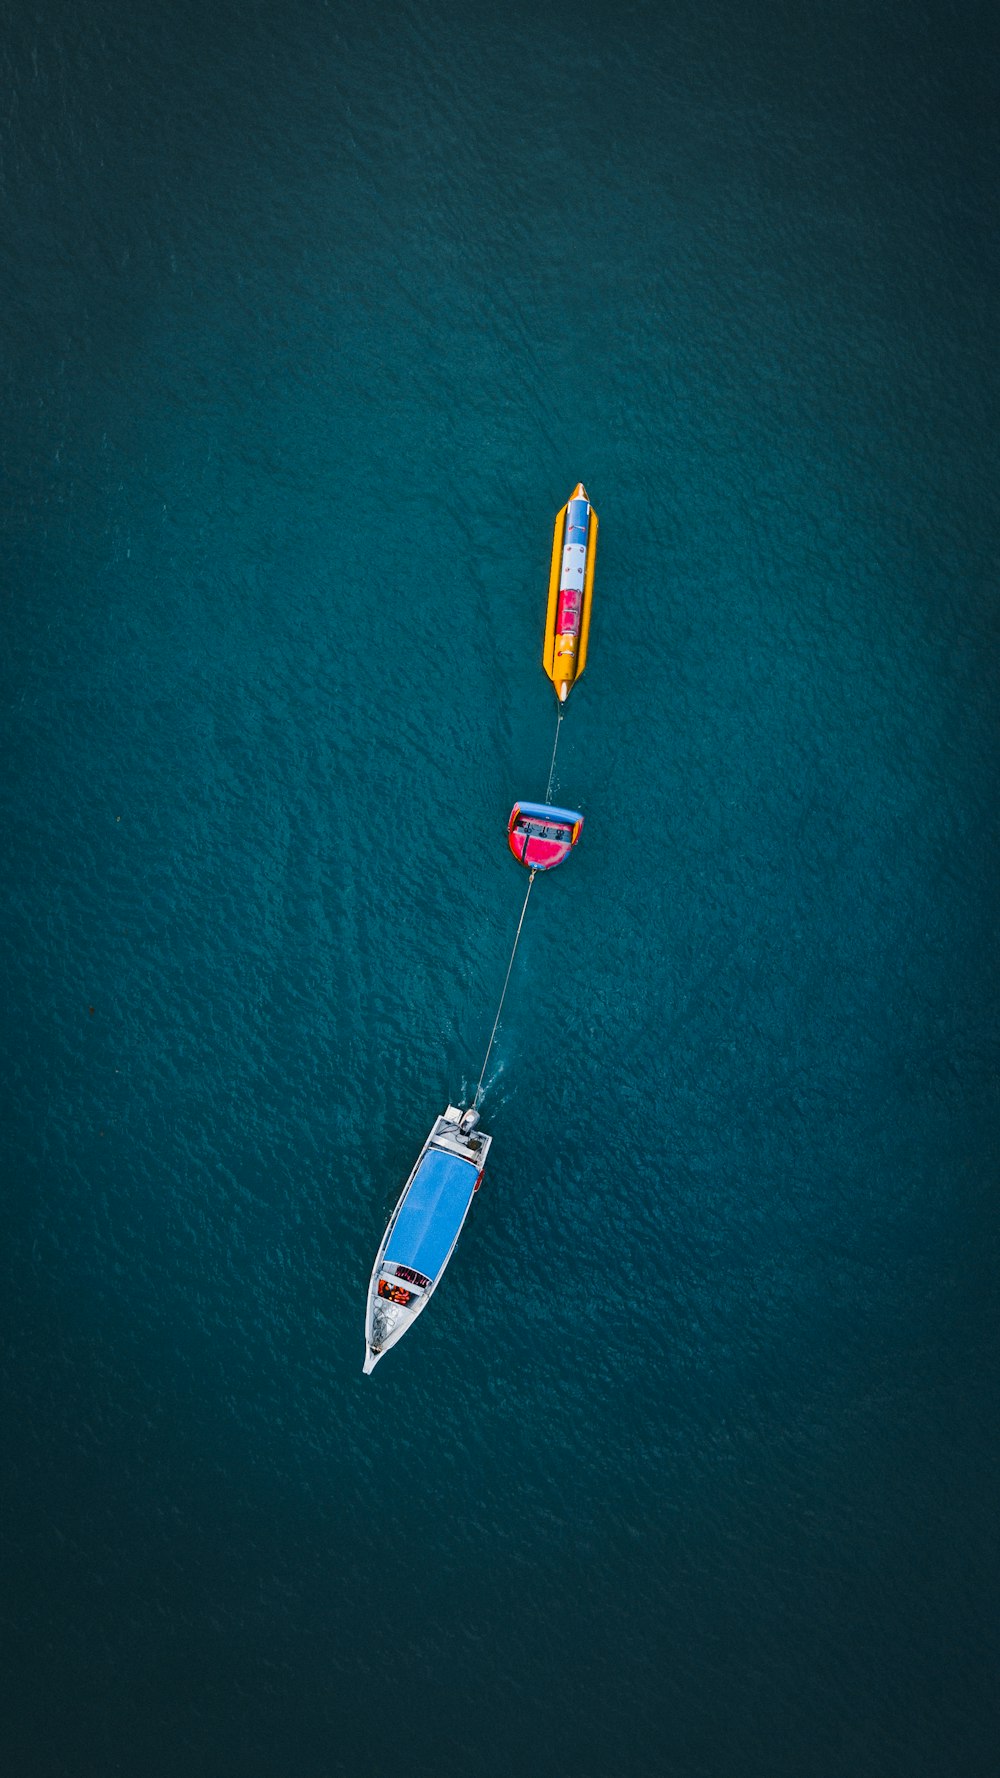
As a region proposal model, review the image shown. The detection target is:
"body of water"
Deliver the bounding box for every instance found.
[2,2,998,1773]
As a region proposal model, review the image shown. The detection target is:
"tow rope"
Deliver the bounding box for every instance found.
[472,703,564,1107]
[473,868,536,1110]
[544,704,563,802]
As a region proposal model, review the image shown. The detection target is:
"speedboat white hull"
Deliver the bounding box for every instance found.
[363,1105,491,1374]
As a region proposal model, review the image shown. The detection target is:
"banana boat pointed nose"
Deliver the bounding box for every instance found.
[571,481,588,502]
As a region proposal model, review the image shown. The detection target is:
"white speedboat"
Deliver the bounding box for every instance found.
[363,1105,492,1374]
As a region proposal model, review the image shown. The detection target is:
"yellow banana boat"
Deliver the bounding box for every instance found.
[542,483,598,702]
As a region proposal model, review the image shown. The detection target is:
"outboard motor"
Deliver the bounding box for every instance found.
[459,1106,480,1137]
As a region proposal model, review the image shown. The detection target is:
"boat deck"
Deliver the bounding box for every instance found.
[383,1146,479,1280]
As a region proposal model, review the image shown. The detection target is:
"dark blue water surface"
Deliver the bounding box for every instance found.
[2,2,998,1773]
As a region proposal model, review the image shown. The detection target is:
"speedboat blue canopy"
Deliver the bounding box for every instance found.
[383,1147,478,1281]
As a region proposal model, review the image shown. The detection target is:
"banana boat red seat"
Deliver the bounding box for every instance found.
[507,802,584,871]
